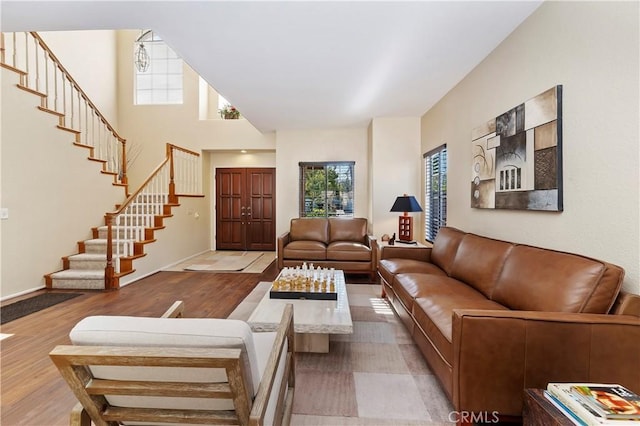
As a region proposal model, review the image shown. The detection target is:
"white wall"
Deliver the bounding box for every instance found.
[370,117,421,240]
[275,128,369,236]
[421,1,640,293]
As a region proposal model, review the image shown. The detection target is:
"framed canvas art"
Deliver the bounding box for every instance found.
[471,85,563,211]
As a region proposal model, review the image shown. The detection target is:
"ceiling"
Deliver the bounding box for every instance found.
[1,1,542,133]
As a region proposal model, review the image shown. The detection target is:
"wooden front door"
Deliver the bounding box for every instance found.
[216,168,275,251]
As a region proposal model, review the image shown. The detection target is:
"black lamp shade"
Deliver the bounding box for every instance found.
[390,196,423,213]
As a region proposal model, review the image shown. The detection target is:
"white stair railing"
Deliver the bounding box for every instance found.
[0,32,127,183]
[105,144,201,289]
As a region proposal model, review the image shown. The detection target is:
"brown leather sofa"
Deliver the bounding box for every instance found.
[277,217,377,278]
[378,227,640,420]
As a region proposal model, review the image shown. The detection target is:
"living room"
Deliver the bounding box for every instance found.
[0,1,638,425]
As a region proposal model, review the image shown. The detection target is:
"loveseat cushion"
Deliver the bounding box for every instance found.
[329,217,367,243]
[430,227,466,275]
[410,278,509,365]
[327,241,371,261]
[491,245,622,313]
[450,234,514,298]
[378,258,446,289]
[290,218,329,244]
[283,240,327,260]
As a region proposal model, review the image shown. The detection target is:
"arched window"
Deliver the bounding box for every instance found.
[134,30,183,105]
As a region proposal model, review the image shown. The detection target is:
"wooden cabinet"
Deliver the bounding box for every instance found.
[216,168,275,251]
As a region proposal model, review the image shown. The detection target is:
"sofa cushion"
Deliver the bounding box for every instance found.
[450,234,514,298]
[492,245,620,313]
[283,240,327,260]
[327,241,371,261]
[412,281,509,365]
[378,258,446,288]
[290,218,329,244]
[430,227,465,276]
[392,273,460,314]
[329,217,367,243]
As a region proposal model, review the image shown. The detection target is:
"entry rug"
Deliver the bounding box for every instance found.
[184,251,264,272]
[1,292,83,324]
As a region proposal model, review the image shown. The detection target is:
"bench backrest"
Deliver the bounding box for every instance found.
[50,306,295,426]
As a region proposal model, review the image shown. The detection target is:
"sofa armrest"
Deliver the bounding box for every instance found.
[277,231,291,270]
[366,235,378,270]
[451,309,640,416]
[380,245,432,262]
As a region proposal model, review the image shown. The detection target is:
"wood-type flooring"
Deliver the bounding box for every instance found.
[0,263,279,426]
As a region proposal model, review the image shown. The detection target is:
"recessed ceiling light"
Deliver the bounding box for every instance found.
[241,150,247,154]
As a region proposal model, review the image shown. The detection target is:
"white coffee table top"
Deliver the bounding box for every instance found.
[247,270,353,334]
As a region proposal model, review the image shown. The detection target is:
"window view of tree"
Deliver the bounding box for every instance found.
[300,162,354,217]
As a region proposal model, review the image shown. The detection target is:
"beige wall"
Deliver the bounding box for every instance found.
[421,1,640,293]
[370,117,421,239]
[39,31,119,127]
[115,30,275,189]
[1,68,125,299]
[275,128,369,236]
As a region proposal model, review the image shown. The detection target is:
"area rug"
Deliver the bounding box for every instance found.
[182,251,265,272]
[228,283,455,425]
[1,292,83,325]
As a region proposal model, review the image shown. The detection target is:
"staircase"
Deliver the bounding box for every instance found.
[2,31,203,291]
[46,196,177,290]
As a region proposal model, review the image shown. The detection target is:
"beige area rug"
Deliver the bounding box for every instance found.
[165,251,275,273]
[229,283,455,425]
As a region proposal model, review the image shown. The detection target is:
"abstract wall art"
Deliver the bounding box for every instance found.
[471,85,563,211]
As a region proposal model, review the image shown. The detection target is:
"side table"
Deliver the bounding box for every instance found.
[523,389,574,426]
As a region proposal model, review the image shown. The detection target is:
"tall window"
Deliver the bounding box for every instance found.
[300,162,354,217]
[134,31,183,105]
[424,145,447,242]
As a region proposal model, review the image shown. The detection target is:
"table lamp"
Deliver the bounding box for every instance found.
[390,194,423,243]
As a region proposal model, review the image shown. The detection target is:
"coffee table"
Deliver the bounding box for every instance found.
[247,269,352,353]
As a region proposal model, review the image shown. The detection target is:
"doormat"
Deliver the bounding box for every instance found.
[1,292,83,325]
[184,251,265,272]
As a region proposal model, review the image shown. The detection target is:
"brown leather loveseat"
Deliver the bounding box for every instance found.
[278,217,377,278]
[378,227,640,421]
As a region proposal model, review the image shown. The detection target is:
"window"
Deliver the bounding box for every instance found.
[300,162,354,217]
[424,145,447,242]
[134,31,183,105]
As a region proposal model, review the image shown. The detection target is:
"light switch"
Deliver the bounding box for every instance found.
[0,208,8,220]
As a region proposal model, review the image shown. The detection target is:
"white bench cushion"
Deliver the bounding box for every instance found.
[70,316,265,413]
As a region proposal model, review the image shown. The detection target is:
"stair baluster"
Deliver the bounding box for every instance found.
[103,144,201,289]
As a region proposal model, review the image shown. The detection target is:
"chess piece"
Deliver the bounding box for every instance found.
[389,232,396,245]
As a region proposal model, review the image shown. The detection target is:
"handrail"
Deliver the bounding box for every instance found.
[1,31,127,183]
[104,144,202,289]
[30,33,126,143]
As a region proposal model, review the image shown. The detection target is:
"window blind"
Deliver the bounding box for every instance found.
[424,145,447,242]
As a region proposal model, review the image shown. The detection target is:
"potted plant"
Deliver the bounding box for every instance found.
[219,103,240,119]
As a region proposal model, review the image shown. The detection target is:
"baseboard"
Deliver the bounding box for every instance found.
[161,249,211,270]
[1,284,47,302]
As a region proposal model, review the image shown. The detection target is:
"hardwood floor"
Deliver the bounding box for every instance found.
[0,263,278,426]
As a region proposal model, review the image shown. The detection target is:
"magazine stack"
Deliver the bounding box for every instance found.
[545,383,640,426]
